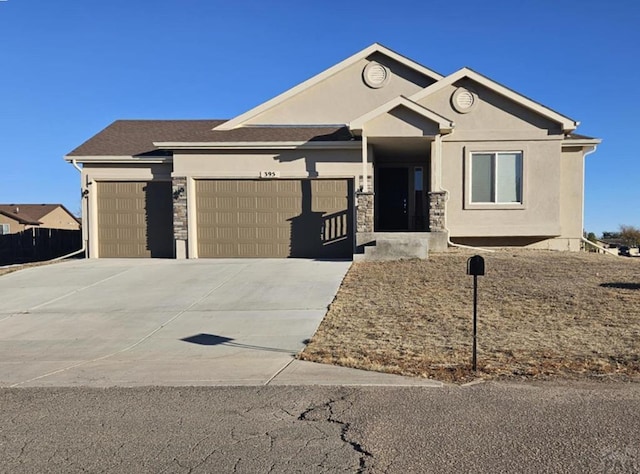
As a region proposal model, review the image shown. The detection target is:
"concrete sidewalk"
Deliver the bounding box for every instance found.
[0,259,441,388]
[270,360,442,387]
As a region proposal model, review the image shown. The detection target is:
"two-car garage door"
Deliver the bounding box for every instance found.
[96,179,352,259]
[196,179,353,258]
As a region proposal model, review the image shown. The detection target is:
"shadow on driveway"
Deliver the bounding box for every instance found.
[181,333,297,354]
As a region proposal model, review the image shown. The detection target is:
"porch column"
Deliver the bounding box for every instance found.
[429,133,447,233]
[172,176,188,259]
[356,134,374,232]
[361,134,368,192]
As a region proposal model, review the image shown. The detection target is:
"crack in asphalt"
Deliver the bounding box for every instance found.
[298,395,373,473]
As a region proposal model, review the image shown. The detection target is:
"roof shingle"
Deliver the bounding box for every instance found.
[67,120,355,157]
[0,204,70,225]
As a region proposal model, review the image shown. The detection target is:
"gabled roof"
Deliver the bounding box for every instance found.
[349,96,454,134]
[0,209,40,225]
[214,43,444,131]
[0,204,77,225]
[410,67,579,132]
[66,120,355,157]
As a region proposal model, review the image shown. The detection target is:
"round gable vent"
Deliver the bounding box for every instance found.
[452,87,478,113]
[363,62,390,89]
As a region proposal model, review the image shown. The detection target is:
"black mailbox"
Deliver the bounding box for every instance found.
[467,255,485,276]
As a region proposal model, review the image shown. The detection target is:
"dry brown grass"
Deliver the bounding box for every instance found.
[300,250,640,383]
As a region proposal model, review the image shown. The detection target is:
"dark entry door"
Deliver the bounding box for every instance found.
[377,167,409,231]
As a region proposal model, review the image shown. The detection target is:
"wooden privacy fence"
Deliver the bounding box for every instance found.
[0,228,83,265]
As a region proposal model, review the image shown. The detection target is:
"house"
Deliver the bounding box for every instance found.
[599,238,640,257]
[65,43,600,259]
[0,204,80,235]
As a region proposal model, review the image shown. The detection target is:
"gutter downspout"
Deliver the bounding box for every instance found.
[50,159,86,261]
[71,158,82,173]
[581,237,617,256]
[579,145,616,256]
[435,132,495,253]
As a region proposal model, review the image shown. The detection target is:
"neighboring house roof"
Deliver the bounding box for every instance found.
[410,67,579,132]
[67,120,355,157]
[0,204,79,225]
[599,238,626,247]
[0,209,41,225]
[214,43,445,131]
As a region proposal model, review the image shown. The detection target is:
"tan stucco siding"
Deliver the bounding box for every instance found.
[364,108,440,137]
[82,163,173,181]
[0,214,25,233]
[39,207,80,230]
[418,80,562,141]
[172,149,367,178]
[246,54,436,126]
[559,147,585,240]
[443,140,562,237]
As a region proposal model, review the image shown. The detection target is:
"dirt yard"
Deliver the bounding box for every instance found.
[300,250,640,383]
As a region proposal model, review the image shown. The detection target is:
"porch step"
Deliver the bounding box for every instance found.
[362,237,428,261]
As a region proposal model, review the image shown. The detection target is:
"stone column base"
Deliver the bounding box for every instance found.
[172,177,188,259]
[428,191,447,232]
[356,192,374,233]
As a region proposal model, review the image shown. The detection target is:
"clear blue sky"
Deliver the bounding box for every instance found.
[1,1,638,235]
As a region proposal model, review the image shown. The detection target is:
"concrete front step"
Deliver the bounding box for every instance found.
[362,236,429,261]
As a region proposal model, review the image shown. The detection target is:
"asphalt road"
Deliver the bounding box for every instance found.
[1,381,639,473]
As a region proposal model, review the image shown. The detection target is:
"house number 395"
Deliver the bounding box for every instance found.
[259,171,280,178]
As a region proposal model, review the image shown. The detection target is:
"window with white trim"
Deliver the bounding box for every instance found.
[0,224,9,235]
[471,151,523,204]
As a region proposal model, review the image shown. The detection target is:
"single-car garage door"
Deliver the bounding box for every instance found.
[97,181,173,258]
[196,179,353,258]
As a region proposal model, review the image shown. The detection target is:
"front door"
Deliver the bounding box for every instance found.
[377,167,409,231]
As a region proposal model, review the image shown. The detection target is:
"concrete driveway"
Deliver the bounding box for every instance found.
[0,258,352,387]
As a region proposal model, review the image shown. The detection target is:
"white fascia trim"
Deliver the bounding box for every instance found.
[153,141,361,150]
[561,138,602,148]
[63,155,173,164]
[239,123,347,128]
[410,68,579,132]
[214,43,444,131]
[349,95,455,133]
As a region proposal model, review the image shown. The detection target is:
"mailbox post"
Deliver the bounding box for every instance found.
[466,255,485,371]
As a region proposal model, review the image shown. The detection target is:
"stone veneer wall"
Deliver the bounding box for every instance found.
[356,192,374,233]
[172,177,188,240]
[428,191,446,232]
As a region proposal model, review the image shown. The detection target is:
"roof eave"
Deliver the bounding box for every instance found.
[411,67,578,132]
[561,138,602,148]
[349,96,455,135]
[0,210,41,225]
[153,141,361,150]
[215,43,444,131]
[64,155,173,164]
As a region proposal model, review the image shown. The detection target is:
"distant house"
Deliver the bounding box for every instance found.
[0,204,80,235]
[597,238,640,257]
